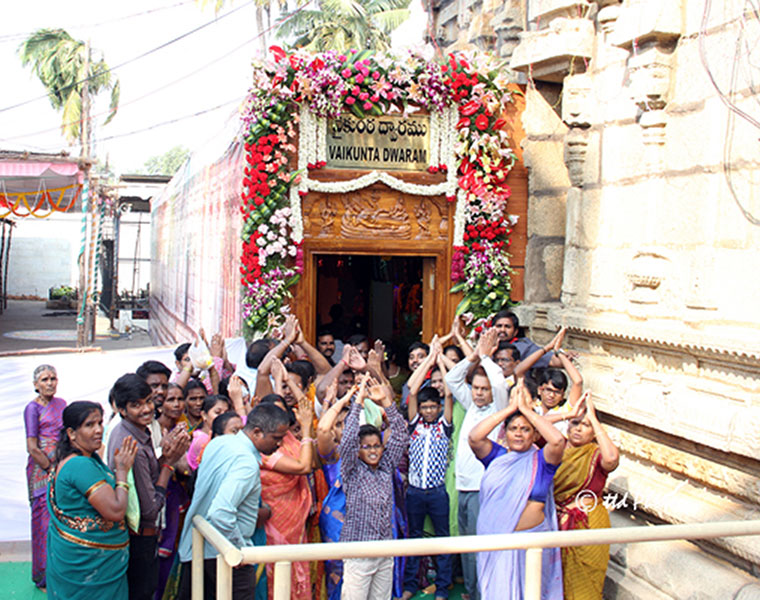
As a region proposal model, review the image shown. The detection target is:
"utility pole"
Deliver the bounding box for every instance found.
[77,39,92,347]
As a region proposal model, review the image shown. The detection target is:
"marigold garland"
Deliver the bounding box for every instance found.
[240,46,518,336]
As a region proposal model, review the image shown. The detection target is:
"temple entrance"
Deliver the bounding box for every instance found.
[315,254,425,350]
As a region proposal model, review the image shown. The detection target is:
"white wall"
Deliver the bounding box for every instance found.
[117,212,151,295]
[6,214,81,297]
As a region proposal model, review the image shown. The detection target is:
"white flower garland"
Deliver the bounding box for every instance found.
[316,116,327,163]
[306,170,452,195]
[444,106,458,192]
[429,109,441,167]
[453,187,468,246]
[290,105,310,243]
[298,105,311,172]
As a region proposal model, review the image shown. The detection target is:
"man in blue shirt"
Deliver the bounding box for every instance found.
[176,403,290,599]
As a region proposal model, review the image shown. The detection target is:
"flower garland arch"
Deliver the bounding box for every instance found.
[240,46,518,336]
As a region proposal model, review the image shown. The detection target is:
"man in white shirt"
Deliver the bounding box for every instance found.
[444,329,506,600]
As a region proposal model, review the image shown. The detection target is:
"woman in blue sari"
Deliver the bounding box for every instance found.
[468,382,566,600]
[316,383,353,600]
[47,401,137,600]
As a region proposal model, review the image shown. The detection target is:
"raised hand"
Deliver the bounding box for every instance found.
[113,436,138,473]
[514,382,533,414]
[367,379,392,408]
[373,339,386,360]
[282,314,298,344]
[477,328,499,358]
[355,372,371,406]
[294,392,314,429]
[581,390,596,421]
[323,378,338,409]
[210,332,225,358]
[339,383,359,405]
[162,426,191,464]
[367,348,383,376]
[451,315,465,339]
[551,327,567,352]
[295,322,305,346]
[430,334,443,358]
[347,346,366,371]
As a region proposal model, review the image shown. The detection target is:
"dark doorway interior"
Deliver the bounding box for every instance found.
[316,254,423,350]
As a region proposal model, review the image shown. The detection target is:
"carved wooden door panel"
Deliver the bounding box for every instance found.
[294,184,453,342]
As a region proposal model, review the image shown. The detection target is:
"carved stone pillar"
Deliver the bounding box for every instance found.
[597,1,621,36]
[563,129,589,187]
[628,44,673,169]
[562,73,592,187]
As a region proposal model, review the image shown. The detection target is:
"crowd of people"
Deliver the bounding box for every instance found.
[24,310,620,600]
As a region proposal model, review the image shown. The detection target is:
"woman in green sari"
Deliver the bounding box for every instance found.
[47,401,137,600]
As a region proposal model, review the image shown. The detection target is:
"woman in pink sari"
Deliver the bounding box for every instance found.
[24,364,66,589]
[259,393,314,599]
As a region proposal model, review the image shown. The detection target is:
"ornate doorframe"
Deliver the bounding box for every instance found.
[292,182,454,342]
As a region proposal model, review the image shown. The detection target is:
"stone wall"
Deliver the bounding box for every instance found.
[433,0,760,596]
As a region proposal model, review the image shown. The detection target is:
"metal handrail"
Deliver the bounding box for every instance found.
[191,515,760,600]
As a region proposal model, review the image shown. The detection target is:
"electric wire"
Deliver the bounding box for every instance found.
[0,0,256,114]
[1,0,317,146]
[0,1,194,43]
[700,0,760,226]
[0,33,260,142]
[91,97,243,143]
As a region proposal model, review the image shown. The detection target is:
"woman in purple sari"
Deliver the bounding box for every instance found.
[23,364,66,589]
[468,382,565,600]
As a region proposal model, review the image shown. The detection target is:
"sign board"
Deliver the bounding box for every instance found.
[326,114,430,171]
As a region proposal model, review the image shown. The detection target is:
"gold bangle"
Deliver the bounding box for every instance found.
[115,481,129,491]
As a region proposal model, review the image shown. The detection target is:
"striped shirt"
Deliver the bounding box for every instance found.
[408,414,452,489]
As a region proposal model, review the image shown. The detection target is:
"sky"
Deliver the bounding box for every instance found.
[0,0,426,174]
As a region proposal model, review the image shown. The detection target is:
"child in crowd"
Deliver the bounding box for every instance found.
[402,342,454,600]
[514,327,584,436]
[186,395,232,471]
[339,375,408,600]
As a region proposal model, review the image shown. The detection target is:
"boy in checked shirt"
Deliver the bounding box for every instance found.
[339,375,409,600]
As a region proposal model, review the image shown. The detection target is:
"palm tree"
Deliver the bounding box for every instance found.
[18,29,119,143]
[276,0,412,52]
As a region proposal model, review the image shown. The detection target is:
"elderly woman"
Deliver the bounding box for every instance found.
[553,392,619,599]
[23,364,66,589]
[468,382,565,600]
[47,401,137,599]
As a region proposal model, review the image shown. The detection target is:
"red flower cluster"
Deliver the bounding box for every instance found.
[240,231,263,285]
[451,246,467,281]
[242,134,279,212]
[462,218,511,252]
[307,161,326,170]
[463,219,508,242]
[443,54,478,102]
[427,164,448,174]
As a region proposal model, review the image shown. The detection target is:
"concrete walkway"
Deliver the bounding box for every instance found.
[0,299,153,354]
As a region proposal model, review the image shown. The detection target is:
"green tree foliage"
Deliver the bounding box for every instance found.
[142,145,191,176]
[18,29,120,142]
[276,0,412,52]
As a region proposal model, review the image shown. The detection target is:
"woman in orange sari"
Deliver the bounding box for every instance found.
[553,392,619,600]
[259,392,314,600]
